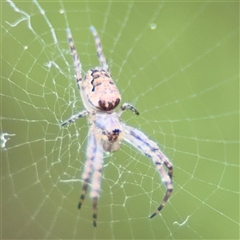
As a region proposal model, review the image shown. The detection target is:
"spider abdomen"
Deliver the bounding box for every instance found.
[94,112,123,152]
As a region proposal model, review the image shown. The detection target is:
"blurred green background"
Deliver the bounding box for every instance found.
[1,1,239,239]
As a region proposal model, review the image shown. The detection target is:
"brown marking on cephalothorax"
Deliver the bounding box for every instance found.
[90,70,115,92]
[98,98,120,111]
[91,69,109,79]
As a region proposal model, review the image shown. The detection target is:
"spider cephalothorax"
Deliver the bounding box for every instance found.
[61,26,173,227]
[82,68,121,111]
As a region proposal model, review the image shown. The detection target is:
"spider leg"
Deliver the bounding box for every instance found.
[90,26,110,73]
[118,102,140,116]
[61,110,89,126]
[123,125,173,218]
[66,28,82,89]
[79,126,103,227]
[78,128,96,210]
[90,132,104,227]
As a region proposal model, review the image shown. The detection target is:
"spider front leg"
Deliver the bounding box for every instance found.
[61,110,89,126]
[90,26,109,73]
[124,125,173,218]
[118,103,140,116]
[66,28,82,89]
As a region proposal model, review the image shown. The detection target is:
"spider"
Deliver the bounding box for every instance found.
[61,26,173,227]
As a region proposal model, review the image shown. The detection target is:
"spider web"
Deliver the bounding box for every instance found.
[1,1,239,239]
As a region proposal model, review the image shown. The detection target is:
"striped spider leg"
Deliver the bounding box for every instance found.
[61,26,173,227]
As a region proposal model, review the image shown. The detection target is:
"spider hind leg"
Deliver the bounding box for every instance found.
[78,182,89,209]
[124,125,173,218]
[149,188,173,218]
[92,197,98,227]
[149,164,173,218]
